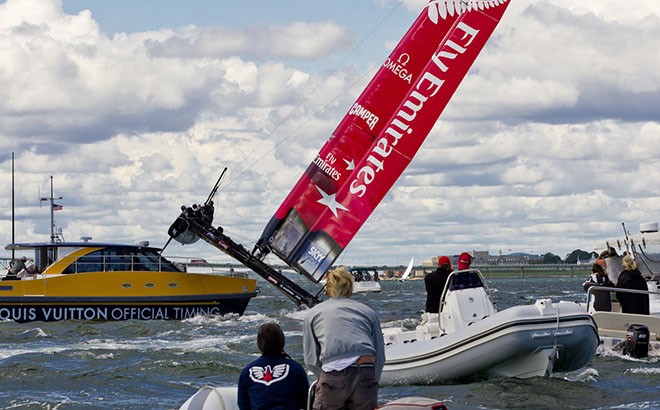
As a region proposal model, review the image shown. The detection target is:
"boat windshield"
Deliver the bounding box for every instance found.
[447,270,485,291]
[62,247,182,274]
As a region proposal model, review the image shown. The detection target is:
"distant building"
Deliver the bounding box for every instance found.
[472,250,529,266]
[422,250,530,270]
[381,250,537,280]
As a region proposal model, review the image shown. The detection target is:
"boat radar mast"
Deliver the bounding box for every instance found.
[39,175,63,244]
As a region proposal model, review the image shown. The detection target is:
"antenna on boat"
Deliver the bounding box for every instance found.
[11,152,15,260]
[205,167,227,207]
[39,176,63,244]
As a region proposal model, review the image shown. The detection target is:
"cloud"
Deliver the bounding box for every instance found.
[146,21,352,60]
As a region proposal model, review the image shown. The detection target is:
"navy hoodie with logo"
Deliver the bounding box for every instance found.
[237,354,309,410]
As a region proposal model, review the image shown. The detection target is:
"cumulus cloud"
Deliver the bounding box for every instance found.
[1,0,660,267]
[146,21,352,60]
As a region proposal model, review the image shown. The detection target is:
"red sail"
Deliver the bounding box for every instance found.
[257,1,511,282]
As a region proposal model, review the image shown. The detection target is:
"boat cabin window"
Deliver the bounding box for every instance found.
[62,248,182,273]
[34,247,57,272]
[447,270,484,291]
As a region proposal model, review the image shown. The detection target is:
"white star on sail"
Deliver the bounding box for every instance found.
[344,158,355,171]
[315,186,348,218]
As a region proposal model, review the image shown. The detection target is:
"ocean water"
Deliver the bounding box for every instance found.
[0,276,658,410]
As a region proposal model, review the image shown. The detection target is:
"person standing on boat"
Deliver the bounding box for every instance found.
[237,322,309,410]
[303,266,384,410]
[616,255,650,315]
[424,256,453,314]
[582,263,614,311]
[604,247,624,284]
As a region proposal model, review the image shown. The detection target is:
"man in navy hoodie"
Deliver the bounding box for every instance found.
[238,322,309,410]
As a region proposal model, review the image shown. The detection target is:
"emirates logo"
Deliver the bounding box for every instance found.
[248,363,290,386]
[427,0,509,24]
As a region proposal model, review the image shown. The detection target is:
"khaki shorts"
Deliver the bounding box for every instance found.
[312,365,379,410]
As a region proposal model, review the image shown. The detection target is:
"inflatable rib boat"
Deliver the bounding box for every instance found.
[380,269,599,385]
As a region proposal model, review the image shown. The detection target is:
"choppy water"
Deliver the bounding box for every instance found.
[1,276,658,409]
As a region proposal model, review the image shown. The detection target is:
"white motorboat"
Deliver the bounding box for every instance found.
[380,269,599,385]
[178,385,447,410]
[585,284,660,357]
[351,267,382,293]
[319,267,383,293]
[590,221,660,356]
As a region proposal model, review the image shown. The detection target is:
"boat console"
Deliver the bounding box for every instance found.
[439,270,497,334]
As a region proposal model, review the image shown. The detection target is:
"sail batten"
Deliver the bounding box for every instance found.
[257,1,510,282]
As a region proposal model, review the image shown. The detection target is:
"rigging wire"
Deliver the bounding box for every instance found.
[218,2,403,192]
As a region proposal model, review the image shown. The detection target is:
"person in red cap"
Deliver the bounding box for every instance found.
[424,256,453,313]
[457,252,472,271]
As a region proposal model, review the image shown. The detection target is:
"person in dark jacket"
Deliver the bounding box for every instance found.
[238,322,309,410]
[583,263,614,311]
[615,255,650,315]
[424,256,453,313]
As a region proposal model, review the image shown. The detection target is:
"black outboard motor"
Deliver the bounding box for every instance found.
[623,324,650,358]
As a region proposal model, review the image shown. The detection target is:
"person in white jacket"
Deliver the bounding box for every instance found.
[604,247,623,284]
[303,266,385,410]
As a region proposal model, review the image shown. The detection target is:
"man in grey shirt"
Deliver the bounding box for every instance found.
[303,266,385,410]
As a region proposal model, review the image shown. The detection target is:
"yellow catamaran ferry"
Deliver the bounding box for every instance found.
[1,241,257,323]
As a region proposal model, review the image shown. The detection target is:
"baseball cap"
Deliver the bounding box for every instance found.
[438,256,451,266]
[457,252,472,270]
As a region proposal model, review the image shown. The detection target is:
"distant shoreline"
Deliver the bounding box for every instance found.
[382,266,591,280]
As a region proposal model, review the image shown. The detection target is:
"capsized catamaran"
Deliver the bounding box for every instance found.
[169,0,513,307]
[252,0,514,285]
[169,1,599,397]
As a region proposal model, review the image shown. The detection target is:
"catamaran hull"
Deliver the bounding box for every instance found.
[381,302,599,385]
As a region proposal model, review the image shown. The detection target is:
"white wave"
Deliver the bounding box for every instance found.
[284,309,308,322]
[181,312,241,325]
[563,367,599,382]
[235,312,271,323]
[75,332,252,355]
[19,327,48,337]
[597,346,658,363]
[625,367,660,375]
[0,346,68,360]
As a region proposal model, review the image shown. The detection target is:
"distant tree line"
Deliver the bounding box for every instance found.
[529,250,596,265]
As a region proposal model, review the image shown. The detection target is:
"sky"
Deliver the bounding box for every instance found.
[1,0,660,268]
